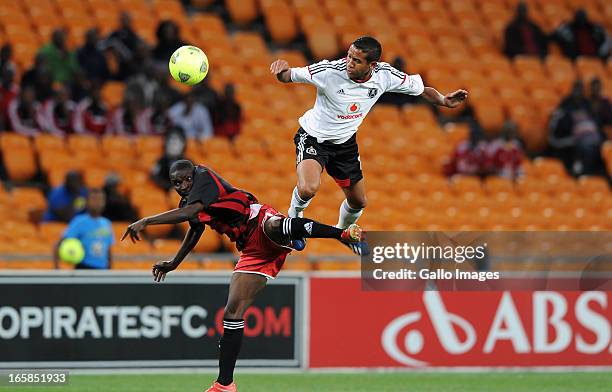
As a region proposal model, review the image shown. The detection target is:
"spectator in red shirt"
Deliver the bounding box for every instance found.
[553,9,610,60]
[444,130,486,177]
[484,121,524,179]
[38,84,77,136]
[214,84,241,141]
[0,67,18,129]
[106,91,151,135]
[503,2,549,59]
[7,86,41,137]
[73,84,108,135]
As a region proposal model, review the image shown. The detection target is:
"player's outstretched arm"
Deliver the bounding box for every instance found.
[270,59,291,83]
[121,202,204,243]
[152,225,204,282]
[421,86,468,108]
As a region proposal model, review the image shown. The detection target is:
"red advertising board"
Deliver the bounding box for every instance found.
[310,277,612,368]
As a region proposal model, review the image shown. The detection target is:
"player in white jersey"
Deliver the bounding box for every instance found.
[270,36,467,251]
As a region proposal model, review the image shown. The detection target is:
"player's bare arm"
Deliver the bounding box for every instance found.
[121,202,204,243]
[421,87,468,108]
[270,59,291,83]
[152,224,204,282]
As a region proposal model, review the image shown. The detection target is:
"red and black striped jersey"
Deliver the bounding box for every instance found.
[179,165,258,250]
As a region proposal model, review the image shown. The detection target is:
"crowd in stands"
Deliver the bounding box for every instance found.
[0,12,242,141]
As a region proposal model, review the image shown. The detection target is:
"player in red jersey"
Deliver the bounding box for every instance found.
[122,159,366,392]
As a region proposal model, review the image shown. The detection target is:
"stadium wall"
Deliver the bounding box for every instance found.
[1,271,610,370]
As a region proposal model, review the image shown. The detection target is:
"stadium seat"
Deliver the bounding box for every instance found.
[39,222,67,244]
[225,0,258,26]
[263,4,298,44]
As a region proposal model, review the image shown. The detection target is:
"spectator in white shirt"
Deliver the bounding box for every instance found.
[168,91,214,141]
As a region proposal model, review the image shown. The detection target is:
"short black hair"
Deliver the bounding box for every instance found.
[169,159,194,174]
[352,36,382,62]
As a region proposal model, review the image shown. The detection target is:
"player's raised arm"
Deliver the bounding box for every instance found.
[152,224,204,282]
[270,59,291,83]
[121,202,204,243]
[421,87,468,108]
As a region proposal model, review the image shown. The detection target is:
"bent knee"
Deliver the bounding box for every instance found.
[297,183,319,200]
[347,196,367,210]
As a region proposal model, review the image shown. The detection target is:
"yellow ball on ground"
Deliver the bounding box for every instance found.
[168,45,209,86]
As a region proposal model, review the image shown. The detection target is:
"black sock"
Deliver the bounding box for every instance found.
[217,318,244,386]
[281,217,343,239]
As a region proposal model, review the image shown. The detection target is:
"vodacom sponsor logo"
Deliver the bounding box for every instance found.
[381,291,611,367]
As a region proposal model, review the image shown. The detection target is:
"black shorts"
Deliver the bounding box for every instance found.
[294,127,363,188]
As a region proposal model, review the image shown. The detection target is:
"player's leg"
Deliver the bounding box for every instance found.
[325,135,366,228]
[212,272,267,390]
[263,215,369,255]
[338,178,367,228]
[289,159,322,218]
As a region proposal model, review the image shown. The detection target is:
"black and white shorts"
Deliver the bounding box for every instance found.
[293,127,363,188]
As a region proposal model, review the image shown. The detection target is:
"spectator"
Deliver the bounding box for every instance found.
[483,121,524,179]
[102,173,138,222]
[69,69,92,102]
[106,90,151,135]
[38,84,77,136]
[193,77,218,112]
[21,54,54,101]
[169,90,214,140]
[148,93,174,135]
[126,61,159,106]
[553,9,610,60]
[73,83,109,135]
[150,128,186,190]
[77,28,110,84]
[444,130,487,177]
[548,79,604,176]
[54,188,114,270]
[43,170,88,222]
[214,84,242,140]
[7,86,41,137]
[152,20,185,64]
[0,67,18,129]
[503,2,548,58]
[38,29,79,83]
[588,77,612,132]
[0,44,16,75]
[104,12,145,80]
[153,63,181,104]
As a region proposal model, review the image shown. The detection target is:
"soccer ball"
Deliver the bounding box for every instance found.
[168,45,209,86]
[58,238,85,265]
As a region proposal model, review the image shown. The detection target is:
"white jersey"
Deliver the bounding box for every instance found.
[290,58,424,144]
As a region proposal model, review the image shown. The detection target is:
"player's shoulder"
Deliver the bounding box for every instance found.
[309,58,347,75]
[373,62,406,79]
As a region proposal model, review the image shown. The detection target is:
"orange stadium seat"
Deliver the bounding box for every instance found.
[575,56,607,81]
[264,7,298,45]
[225,0,258,25]
[39,222,67,244]
[9,187,48,212]
[577,176,610,201]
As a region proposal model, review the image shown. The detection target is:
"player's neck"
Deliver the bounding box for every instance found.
[350,69,373,83]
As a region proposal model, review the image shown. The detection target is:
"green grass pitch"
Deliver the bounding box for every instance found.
[15,372,612,392]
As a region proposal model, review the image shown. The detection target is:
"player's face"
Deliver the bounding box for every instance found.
[170,169,194,197]
[346,45,374,80]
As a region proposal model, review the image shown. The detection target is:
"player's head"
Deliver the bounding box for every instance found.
[347,36,381,81]
[87,188,106,217]
[169,159,195,197]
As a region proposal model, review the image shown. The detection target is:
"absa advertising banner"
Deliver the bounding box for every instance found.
[310,277,611,368]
